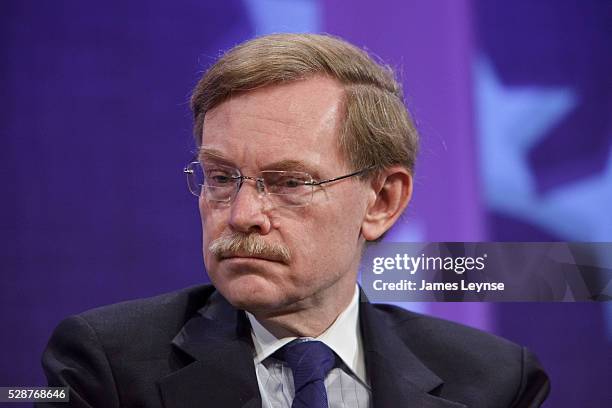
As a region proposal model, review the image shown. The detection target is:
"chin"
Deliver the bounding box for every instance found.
[214,274,292,312]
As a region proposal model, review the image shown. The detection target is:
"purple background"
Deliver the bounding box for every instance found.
[1,0,610,406]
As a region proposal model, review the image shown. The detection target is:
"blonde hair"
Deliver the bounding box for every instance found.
[191,33,418,174]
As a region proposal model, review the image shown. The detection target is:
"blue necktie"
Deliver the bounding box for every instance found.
[278,340,336,408]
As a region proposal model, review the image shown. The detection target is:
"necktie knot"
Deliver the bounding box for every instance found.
[276,340,336,408]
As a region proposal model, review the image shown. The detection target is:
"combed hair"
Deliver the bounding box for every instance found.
[191,33,418,175]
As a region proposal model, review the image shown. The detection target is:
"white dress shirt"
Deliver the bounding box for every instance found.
[246,286,371,408]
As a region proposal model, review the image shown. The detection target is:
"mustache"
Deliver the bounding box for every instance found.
[208,233,291,264]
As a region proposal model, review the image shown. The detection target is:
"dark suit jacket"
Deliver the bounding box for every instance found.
[39,284,549,408]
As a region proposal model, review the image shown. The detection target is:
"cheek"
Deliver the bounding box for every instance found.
[199,201,228,258]
[199,198,225,228]
[289,202,362,272]
[315,191,366,258]
[320,189,365,236]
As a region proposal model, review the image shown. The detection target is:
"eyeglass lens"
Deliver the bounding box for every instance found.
[185,162,314,207]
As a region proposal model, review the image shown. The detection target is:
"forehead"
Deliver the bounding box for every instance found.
[201,76,347,172]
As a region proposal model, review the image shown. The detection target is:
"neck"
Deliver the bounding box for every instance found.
[252,283,357,339]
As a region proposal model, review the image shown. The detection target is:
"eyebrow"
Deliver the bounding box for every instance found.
[261,159,318,175]
[197,147,320,177]
[197,148,234,166]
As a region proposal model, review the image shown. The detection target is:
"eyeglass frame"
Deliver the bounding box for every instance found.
[183,161,375,207]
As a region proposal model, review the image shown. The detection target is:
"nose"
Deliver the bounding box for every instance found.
[228,178,272,234]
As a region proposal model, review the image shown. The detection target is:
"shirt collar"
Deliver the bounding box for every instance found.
[246,285,367,384]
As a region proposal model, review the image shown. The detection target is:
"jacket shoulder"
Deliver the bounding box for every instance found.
[39,284,216,407]
[75,284,215,344]
[368,303,550,406]
[47,284,215,364]
[370,302,520,353]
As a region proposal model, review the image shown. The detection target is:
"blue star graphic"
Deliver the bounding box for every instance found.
[244,0,320,34]
[475,56,611,241]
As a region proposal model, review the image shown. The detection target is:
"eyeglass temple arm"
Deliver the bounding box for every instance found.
[309,166,375,186]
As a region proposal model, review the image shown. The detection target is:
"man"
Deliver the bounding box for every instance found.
[40,34,549,407]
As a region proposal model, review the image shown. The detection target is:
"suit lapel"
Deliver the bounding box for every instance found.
[157,288,465,408]
[360,297,467,408]
[157,292,261,408]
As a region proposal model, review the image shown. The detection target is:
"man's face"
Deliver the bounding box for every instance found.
[199,76,370,314]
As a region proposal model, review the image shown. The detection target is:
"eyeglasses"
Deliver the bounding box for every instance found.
[183,161,373,207]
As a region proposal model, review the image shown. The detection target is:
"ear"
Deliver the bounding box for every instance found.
[361,166,413,241]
